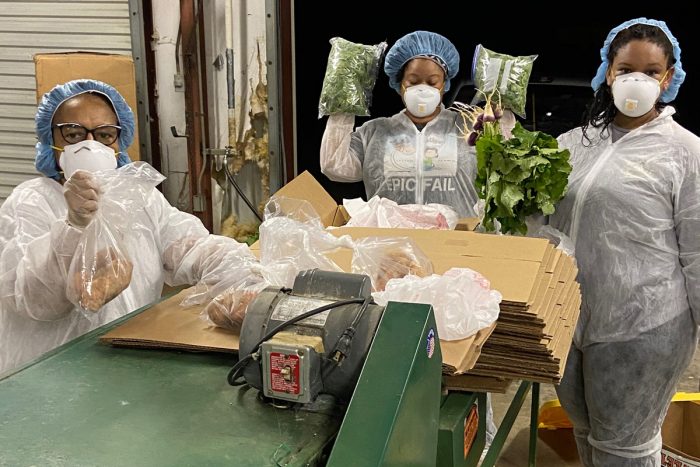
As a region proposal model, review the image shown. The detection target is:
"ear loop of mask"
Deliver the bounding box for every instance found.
[658,68,671,90]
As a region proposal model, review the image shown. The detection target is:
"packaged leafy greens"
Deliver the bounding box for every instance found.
[318,37,387,118]
[471,45,537,118]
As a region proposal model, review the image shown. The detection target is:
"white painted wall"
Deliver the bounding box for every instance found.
[151,0,189,211]
[150,0,268,229]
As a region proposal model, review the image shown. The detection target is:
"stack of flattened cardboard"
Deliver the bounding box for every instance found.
[466,245,581,385]
[270,171,582,389]
[323,228,581,389]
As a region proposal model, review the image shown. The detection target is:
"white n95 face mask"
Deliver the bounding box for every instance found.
[611,72,662,118]
[58,140,118,179]
[403,84,442,118]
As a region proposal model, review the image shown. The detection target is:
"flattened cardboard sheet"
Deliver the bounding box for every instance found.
[100,290,239,352]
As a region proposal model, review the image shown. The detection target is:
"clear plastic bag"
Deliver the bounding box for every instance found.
[66,162,163,312]
[533,224,576,260]
[318,37,388,118]
[201,274,269,332]
[351,237,433,292]
[471,44,537,118]
[259,197,354,287]
[343,196,459,230]
[373,267,502,340]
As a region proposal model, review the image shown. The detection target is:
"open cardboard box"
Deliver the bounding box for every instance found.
[538,394,700,466]
[34,52,140,161]
[253,171,557,374]
[662,398,700,466]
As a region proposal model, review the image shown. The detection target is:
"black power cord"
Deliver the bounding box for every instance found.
[223,155,264,223]
[227,297,366,386]
[329,296,371,364]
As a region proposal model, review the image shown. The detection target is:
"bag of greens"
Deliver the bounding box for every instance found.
[318,37,387,118]
[471,45,537,118]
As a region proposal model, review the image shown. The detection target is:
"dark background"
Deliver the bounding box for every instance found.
[294,6,698,202]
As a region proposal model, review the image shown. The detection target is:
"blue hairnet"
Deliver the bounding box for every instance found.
[384,31,460,94]
[591,17,685,103]
[35,79,134,180]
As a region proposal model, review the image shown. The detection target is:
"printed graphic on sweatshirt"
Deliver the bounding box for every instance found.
[383,133,458,192]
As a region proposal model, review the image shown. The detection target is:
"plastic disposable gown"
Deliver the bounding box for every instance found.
[0,165,252,374]
[550,106,700,465]
[320,109,479,217]
[550,107,700,346]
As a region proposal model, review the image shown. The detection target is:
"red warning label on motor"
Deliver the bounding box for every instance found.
[269,352,301,395]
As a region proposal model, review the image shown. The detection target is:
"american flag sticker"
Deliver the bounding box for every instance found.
[426,328,436,359]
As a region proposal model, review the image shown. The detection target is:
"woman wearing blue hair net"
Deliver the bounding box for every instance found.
[550,19,700,466]
[0,79,253,374]
[322,30,500,454]
[320,30,483,218]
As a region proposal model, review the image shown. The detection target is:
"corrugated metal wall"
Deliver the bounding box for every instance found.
[0,1,132,203]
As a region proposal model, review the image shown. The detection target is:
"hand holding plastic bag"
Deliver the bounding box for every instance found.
[318,37,387,118]
[373,268,502,340]
[66,163,164,312]
[201,274,269,332]
[64,170,101,228]
[351,237,433,292]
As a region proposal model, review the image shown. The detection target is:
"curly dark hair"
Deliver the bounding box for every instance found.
[582,24,675,144]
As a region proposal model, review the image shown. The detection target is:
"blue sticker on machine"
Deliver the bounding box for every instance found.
[426,328,435,358]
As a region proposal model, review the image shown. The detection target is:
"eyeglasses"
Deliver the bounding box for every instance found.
[53,123,121,146]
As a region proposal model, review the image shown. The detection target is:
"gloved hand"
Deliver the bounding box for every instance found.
[64,170,101,228]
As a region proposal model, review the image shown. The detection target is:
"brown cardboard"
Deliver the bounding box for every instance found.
[100,289,239,352]
[34,52,140,161]
[662,400,700,465]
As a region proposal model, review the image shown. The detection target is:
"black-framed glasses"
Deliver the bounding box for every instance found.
[53,123,121,146]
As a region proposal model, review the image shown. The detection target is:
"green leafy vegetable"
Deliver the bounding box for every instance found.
[453,100,571,235]
[318,37,387,118]
[476,122,571,234]
[471,45,536,118]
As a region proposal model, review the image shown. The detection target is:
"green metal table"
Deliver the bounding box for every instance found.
[0,323,341,466]
[0,293,538,467]
[0,298,444,466]
[438,382,540,467]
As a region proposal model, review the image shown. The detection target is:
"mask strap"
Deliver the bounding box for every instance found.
[50,144,120,156]
[659,68,671,88]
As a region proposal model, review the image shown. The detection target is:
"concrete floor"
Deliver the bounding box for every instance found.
[487,344,700,467]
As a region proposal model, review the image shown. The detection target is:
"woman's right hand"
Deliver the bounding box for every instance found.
[64,170,101,228]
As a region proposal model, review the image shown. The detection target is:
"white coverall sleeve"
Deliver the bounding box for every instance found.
[0,197,83,321]
[673,151,700,325]
[153,190,255,288]
[320,113,363,182]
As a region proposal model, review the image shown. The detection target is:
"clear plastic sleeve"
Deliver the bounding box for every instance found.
[344,196,459,230]
[373,267,502,340]
[471,44,537,118]
[351,237,433,292]
[66,163,163,312]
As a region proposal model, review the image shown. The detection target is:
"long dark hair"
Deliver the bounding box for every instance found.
[582,24,675,144]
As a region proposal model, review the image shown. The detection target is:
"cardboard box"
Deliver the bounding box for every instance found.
[662,398,700,466]
[266,171,561,375]
[273,171,479,230]
[34,52,140,161]
[537,394,700,466]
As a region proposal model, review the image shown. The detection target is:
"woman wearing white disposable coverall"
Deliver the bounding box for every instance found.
[0,79,252,374]
[550,18,700,467]
[320,30,480,217]
[321,30,500,449]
